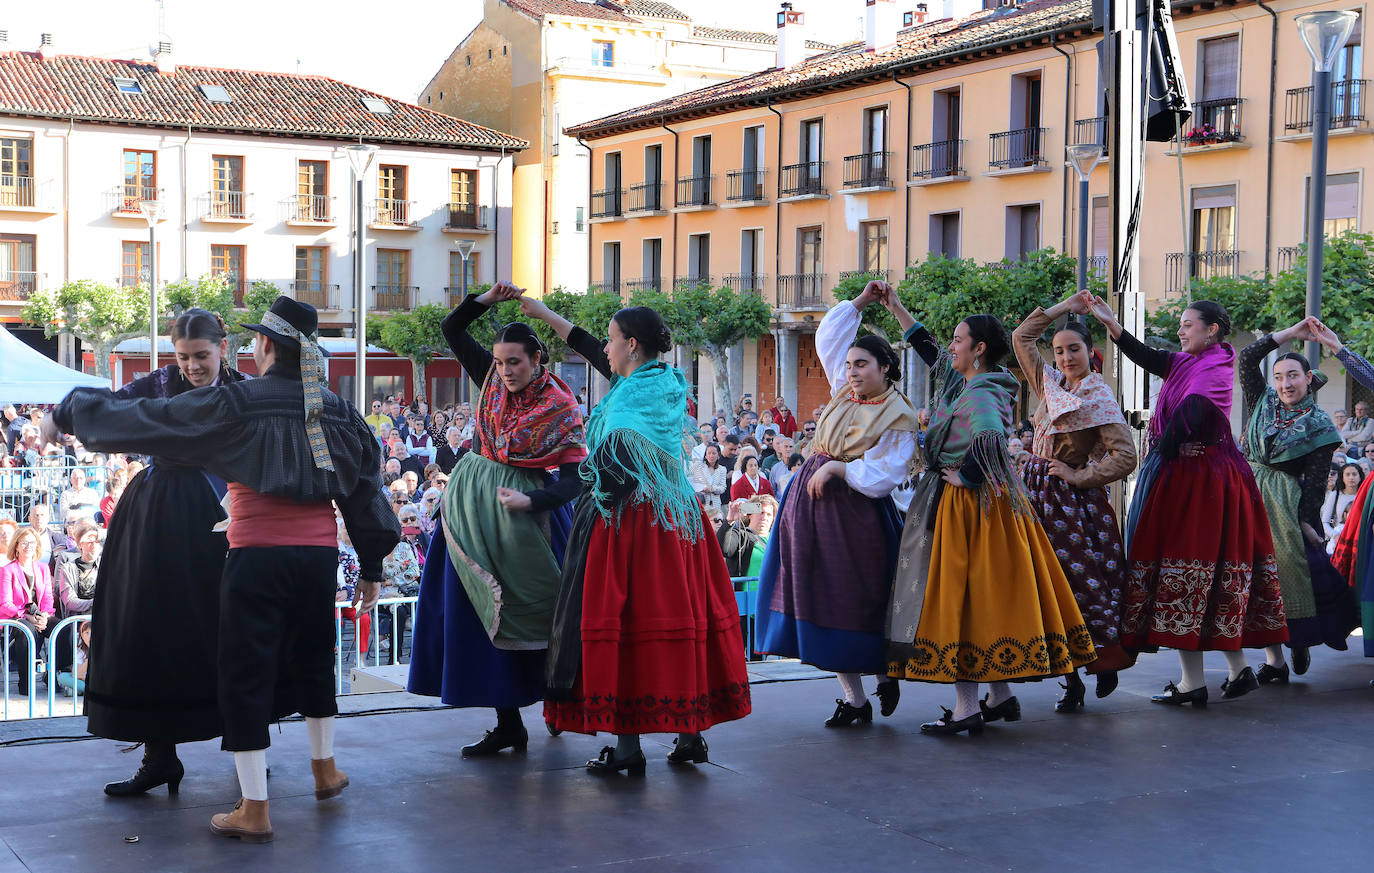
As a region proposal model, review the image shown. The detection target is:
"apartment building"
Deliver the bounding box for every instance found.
[0,37,525,374]
[569,0,1373,419]
[419,0,834,297]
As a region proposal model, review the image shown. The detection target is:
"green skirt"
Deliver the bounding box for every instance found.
[442,451,562,650]
[1250,462,1314,621]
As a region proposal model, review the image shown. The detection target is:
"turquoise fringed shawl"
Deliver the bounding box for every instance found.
[581,361,703,541]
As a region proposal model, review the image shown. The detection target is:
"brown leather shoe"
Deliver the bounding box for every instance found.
[210,798,273,843]
[311,757,350,800]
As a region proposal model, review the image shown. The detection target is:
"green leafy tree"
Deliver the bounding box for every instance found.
[654,284,772,415]
[161,275,278,358]
[375,304,449,402]
[22,280,149,380]
[1266,231,1374,344]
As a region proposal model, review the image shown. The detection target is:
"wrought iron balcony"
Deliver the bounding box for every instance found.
[1164,250,1241,295]
[726,169,768,203]
[1184,98,1244,146]
[369,198,418,228]
[722,273,768,294]
[587,280,621,296]
[842,151,893,189]
[371,284,418,310]
[627,182,665,213]
[1276,245,1302,273]
[290,281,339,310]
[625,277,662,293]
[590,188,624,219]
[675,174,715,208]
[674,275,713,291]
[280,193,335,224]
[988,128,1048,170]
[838,269,892,283]
[780,161,826,198]
[199,190,253,222]
[0,270,42,301]
[911,140,966,180]
[1073,117,1108,154]
[0,175,36,209]
[776,273,826,309]
[446,203,490,230]
[108,185,164,217]
[1284,79,1367,134]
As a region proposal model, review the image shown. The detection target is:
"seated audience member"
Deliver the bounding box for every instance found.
[59,468,101,524]
[768,436,795,484]
[436,427,466,474]
[0,527,56,694]
[719,434,742,474]
[730,454,774,500]
[1341,401,1374,449]
[391,442,427,479]
[55,620,92,697]
[98,468,129,527]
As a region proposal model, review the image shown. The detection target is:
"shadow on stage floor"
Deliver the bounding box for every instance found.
[1,647,1371,873]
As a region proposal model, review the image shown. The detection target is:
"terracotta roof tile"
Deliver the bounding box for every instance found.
[570,0,1102,136]
[502,0,637,22]
[616,1,690,19]
[0,52,527,151]
[692,26,838,50]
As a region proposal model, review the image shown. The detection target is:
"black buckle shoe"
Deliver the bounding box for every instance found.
[1056,672,1086,713]
[461,725,529,757]
[920,707,985,736]
[823,698,873,728]
[979,694,1022,723]
[1220,666,1259,699]
[1094,669,1119,699]
[1291,646,1311,676]
[586,746,646,776]
[875,679,901,718]
[666,734,709,765]
[104,747,185,797]
[1150,681,1208,707]
[1256,662,1290,685]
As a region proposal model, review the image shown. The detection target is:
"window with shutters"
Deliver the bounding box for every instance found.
[0,138,34,207]
[1304,173,1360,240]
[0,234,37,300]
[687,234,710,283]
[210,244,246,303]
[1005,204,1040,261]
[1195,35,1242,139]
[210,155,245,218]
[929,212,960,259]
[1191,185,1236,253]
[448,250,480,289]
[860,220,888,273]
[120,241,151,288]
[296,160,328,221]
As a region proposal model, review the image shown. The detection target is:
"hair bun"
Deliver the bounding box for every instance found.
[655,325,673,354]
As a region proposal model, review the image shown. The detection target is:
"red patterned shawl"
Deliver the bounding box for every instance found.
[477,364,587,470]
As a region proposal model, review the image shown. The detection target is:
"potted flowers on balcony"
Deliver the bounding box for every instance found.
[1183,123,1239,146]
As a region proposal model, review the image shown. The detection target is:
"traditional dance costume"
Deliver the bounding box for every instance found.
[1239,335,1359,658]
[408,297,585,722]
[1328,347,1374,656]
[756,301,916,685]
[544,331,750,736]
[1115,331,1287,655]
[888,320,1094,696]
[1012,309,1138,676]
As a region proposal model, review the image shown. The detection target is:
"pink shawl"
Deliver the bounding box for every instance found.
[1150,342,1235,441]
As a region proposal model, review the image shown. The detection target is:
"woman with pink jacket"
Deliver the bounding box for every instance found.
[1,526,56,695]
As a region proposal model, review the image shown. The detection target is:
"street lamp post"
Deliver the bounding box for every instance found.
[1295,10,1359,363]
[139,199,162,373]
[455,238,475,300]
[1066,143,1105,316]
[345,144,379,412]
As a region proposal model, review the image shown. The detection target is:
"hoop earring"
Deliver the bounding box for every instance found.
[629,351,640,362]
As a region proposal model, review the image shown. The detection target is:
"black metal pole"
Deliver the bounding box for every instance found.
[1304,68,1332,363]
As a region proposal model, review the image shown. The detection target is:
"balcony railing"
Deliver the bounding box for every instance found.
[1185,98,1244,145]
[0,175,36,208]
[1284,79,1367,134]
[587,280,621,296]
[590,188,624,219]
[838,269,892,284]
[726,169,767,203]
[842,151,893,189]
[675,275,714,291]
[780,161,826,198]
[0,270,41,301]
[1087,254,1109,280]
[371,284,418,310]
[291,281,339,310]
[446,203,490,230]
[1164,250,1241,295]
[200,190,252,221]
[281,193,335,224]
[911,140,966,180]
[108,185,163,216]
[675,174,715,208]
[1073,117,1108,154]
[776,273,826,309]
[444,286,468,308]
[723,273,768,294]
[989,128,1048,170]
[627,182,665,213]
[370,199,417,227]
[1277,245,1302,273]
[625,277,662,293]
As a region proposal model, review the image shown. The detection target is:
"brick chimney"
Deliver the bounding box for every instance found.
[154,39,175,74]
[865,0,900,52]
[776,2,807,69]
[903,4,930,27]
[38,33,55,59]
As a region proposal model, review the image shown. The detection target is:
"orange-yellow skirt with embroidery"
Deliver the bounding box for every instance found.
[886,483,1096,683]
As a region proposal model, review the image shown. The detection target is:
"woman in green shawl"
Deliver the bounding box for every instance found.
[1239,318,1361,680]
[521,297,751,777]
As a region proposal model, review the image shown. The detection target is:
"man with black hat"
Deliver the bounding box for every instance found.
[43,296,399,845]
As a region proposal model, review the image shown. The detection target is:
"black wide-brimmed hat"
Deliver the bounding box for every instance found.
[241,295,330,357]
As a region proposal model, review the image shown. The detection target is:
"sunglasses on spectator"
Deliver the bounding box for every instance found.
[1365,448,1374,455]
[392,496,409,504]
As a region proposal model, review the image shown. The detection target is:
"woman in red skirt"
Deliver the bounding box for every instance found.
[1088,294,1287,706]
[521,296,751,776]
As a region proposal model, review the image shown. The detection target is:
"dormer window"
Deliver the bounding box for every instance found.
[113,77,143,95]
[199,84,232,103]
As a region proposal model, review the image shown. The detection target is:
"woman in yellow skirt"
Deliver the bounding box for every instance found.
[877,290,1096,735]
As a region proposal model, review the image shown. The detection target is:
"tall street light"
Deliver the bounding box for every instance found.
[139,198,162,373]
[1295,10,1358,364]
[1066,142,1105,318]
[345,143,379,412]
[454,238,476,300]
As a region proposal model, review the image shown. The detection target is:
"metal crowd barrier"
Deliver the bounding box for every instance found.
[0,463,110,524]
[333,596,419,694]
[45,615,92,717]
[0,620,38,720]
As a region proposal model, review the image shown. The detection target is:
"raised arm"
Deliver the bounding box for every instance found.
[442,287,513,386]
[519,294,611,379]
[1239,333,1278,421]
[1310,317,1374,392]
[1012,307,1055,400]
[1085,292,1173,379]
